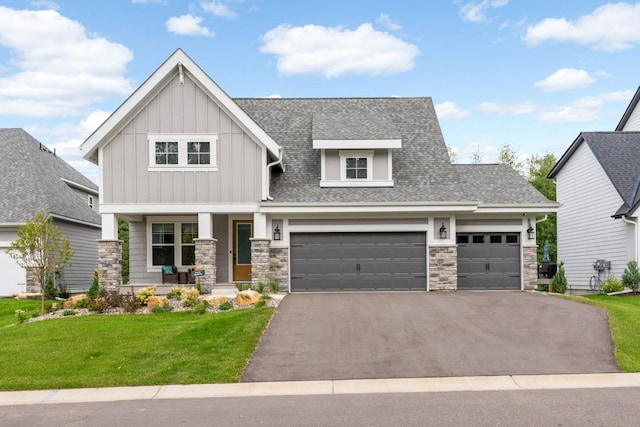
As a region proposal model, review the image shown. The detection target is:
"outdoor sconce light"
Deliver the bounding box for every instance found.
[439,222,447,239]
[273,224,281,241]
[527,220,535,240]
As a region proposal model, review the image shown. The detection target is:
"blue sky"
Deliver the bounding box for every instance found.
[1,0,640,183]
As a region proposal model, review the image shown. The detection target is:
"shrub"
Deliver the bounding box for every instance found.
[622,261,640,293]
[601,276,625,294]
[536,283,549,292]
[44,275,58,299]
[87,270,102,298]
[269,281,279,293]
[192,301,209,315]
[15,309,28,324]
[63,310,76,316]
[256,282,266,294]
[135,286,157,306]
[120,293,140,313]
[90,297,111,313]
[219,301,232,311]
[166,285,184,300]
[235,283,252,291]
[195,278,202,294]
[551,262,568,294]
[151,302,174,313]
[254,299,266,308]
[181,287,200,307]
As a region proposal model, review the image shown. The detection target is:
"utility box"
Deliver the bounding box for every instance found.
[593,259,611,271]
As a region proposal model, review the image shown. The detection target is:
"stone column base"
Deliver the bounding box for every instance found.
[251,238,271,284]
[194,238,217,293]
[429,246,458,291]
[98,240,123,290]
[523,245,538,290]
[269,247,289,291]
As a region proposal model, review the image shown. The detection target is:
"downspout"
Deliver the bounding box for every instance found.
[622,215,638,264]
[266,146,285,201]
[536,214,549,224]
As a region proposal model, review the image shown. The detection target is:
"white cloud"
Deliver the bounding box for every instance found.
[525,2,640,51]
[534,68,596,92]
[377,13,402,31]
[459,0,509,23]
[264,94,282,98]
[435,101,469,120]
[260,23,420,78]
[29,0,59,9]
[538,106,600,124]
[201,1,237,18]
[166,14,213,36]
[0,6,133,118]
[476,102,537,115]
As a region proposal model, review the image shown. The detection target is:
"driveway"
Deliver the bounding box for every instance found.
[241,292,619,382]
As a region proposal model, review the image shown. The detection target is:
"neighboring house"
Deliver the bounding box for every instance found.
[548,86,640,292]
[0,129,101,296]
[81,49,556,293]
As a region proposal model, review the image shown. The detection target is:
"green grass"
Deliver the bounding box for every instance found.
[0,299,45,327]
[0,307,274,391]
[578,294,640,372]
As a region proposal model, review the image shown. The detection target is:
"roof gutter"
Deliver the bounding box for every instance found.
[265,146,285,201]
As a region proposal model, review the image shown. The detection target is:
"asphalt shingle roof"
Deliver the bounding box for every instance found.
[0,128,100,225]
[580,131,640,216]
[234,97,551,206]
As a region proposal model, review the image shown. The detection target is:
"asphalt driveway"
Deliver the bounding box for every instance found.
[241,292,619,382]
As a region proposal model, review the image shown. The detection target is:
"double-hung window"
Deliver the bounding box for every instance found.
[149,134,217,170]
[150,221,198,267]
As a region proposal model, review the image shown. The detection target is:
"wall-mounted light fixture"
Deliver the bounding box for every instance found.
[273,224,281,241]
[527,220,535,240]
[439,222,447,239]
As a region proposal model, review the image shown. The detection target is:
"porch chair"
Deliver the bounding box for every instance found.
[162,265,179,284]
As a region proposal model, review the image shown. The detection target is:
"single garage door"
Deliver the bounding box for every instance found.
[290,232,427,292]
[0,247,26,297]
[457,233,521,290]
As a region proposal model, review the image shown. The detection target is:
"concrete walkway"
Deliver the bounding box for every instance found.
[2,373,640,406]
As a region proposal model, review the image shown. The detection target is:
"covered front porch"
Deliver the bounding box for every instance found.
[97,212,288,293]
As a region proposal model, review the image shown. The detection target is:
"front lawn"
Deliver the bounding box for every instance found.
[0,307,274,391]
[581,294,640,372]
[0,299,44,327]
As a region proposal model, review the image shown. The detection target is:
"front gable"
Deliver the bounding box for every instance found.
[82,49,281,205]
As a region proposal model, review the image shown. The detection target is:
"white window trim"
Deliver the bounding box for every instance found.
[146,216,198,272]
[148,133,218,171]
[339,150,373,181]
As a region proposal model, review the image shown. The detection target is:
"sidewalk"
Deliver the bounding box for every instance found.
[2,373,640,406]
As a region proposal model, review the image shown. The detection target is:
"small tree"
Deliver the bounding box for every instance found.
[551,261,568,294]
[7,211,75,315]
[622,261,640,294]
[498,142,523,175]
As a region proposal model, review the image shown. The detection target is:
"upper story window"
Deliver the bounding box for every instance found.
[148,134,217,171]
[341,150,373,181]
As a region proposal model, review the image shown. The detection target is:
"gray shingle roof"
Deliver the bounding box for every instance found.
[234,97,552,206]
[0,129,100,225]
[581,132,640,216]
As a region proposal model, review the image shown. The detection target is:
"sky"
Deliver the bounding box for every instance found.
[1,0,640,184]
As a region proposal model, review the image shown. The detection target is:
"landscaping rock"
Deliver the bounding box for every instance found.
[236,290,260,306]
[63,294,87,309]
[201,295,228,306]
[147,296,167,309]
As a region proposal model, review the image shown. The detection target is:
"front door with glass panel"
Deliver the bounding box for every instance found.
[233,220,253,281]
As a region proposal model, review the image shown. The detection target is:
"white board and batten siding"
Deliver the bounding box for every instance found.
[555,142,632,290]
[101,73,263,205]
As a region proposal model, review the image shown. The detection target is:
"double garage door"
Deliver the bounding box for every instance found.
[289,232,522,292]
[290,232,427,292]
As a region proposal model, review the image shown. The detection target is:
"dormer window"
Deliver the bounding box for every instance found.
[341,150,372,181]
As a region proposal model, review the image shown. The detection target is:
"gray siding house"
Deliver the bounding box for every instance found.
[549,87,640,291]
[0,129,101,296]
[82,49,556,293]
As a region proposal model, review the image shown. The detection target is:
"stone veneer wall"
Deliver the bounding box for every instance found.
[194,238,217,293]
[269,247,289,291]
[98,239,122,290]
[429,246,457,290]
[250,238,271,284]
[522,246,538,290]
[25,267,39,293]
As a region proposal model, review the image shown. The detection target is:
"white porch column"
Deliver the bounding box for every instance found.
[198,213,213,238]
[253,212,268,239]
[101,213,118,239]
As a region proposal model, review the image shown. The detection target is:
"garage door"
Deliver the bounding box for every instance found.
[457,233,521,290]
[0,248,26,297]
[290,232,427,292]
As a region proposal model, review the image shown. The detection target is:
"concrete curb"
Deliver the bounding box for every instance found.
[1,373,639,406]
